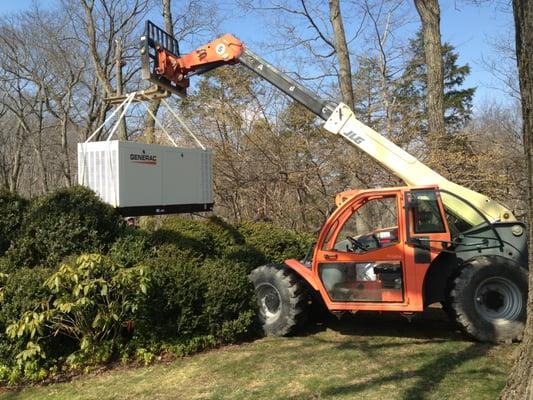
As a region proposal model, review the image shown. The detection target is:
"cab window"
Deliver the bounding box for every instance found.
[321,220,338,250]
[333,196,398,253]
[412,191,446,233]
[439,191,485,237]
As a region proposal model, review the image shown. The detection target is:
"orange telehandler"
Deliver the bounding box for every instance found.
[139,21,528,343]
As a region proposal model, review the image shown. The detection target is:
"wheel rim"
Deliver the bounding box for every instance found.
[256,283,282,323]
[474,277,523,323]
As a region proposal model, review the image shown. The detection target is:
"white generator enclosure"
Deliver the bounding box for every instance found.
[78,140,213,216]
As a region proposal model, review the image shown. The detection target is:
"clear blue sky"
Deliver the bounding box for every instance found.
[439,1,516,107]
[0,0,517,109]
[0,0,33,13]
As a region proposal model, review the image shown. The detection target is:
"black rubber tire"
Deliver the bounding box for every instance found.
[249,264,309,336]
[440,300,456,325]
[447,256,528,343]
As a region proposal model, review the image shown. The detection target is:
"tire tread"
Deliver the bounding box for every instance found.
[250,264,309,336]
[447,256,527,343]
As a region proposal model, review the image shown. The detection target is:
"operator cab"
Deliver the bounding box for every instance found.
[318,190,404,303]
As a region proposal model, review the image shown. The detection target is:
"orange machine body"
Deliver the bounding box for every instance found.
[155,34,244,90]
[285,185,452,313]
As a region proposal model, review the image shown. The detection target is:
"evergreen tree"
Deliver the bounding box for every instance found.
[395,31,475,134]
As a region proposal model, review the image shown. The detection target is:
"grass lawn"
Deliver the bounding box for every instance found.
[0,309,516,400]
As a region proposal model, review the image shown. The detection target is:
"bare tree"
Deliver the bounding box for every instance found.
[414,0,445,140]
[463,102,526,217]
[145,0,174,144]
[356,0,408,134]
[482,25,521,101]
[0,9,85,192]
[0,117,25,192]
[500,0,533,398]
[78,0,151,141]
[114,38,127,140]
[329,0,355,109]
[0,1,153,195]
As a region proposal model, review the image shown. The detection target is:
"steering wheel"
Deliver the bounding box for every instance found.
[346,236,367,252]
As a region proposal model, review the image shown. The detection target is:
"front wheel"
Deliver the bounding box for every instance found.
[447,256,528,343]
[249,264,309,336]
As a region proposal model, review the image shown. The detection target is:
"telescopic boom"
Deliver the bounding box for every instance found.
[140,20,515,224]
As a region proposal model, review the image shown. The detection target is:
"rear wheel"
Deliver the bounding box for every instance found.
[447,256,527,343]
[249,264,309,336]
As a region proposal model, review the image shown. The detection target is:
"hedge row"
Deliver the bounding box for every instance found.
[2,187,123,269]
[0,187,314,384]
[0,191,28,256]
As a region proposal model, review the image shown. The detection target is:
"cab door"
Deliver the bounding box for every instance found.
[314,191,406,309]
[402,188,452,310]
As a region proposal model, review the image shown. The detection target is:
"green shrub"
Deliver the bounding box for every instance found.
[0,191,29,256]
[199,259,256,341]
[7,186,123,267]
[220,244,267,271]
[152,217,215,258]
[135,256,256,346]
[135,256,204,340]
[6,254,148,369]
[0,258,11,275]
[109,228,154,267]
[237,222,314,263]
[138,216,158,231]
[0,266,52,331]
[0,205,316,383]
[153,216,284,269]
[204,216,245,249]
[0,266,58,371]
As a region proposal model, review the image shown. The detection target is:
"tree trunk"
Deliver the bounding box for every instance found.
[328,0,355,110]
[8,123,24,192]
[414,0,445,141]
[36,100,48,193]
[500,1,533,399]
[61,115,72,186]
[81,0,114,96]
[115,39,128,141]
[146,0,173,143]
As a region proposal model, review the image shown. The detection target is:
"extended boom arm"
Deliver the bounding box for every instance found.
[141,21,334,119]
[140,20,515,223]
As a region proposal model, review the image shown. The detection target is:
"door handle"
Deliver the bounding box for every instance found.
[324,254,338,261]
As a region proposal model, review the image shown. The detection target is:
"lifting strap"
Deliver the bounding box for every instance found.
[84,90,206,150]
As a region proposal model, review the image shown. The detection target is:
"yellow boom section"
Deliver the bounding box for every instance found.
[323,103,515,224]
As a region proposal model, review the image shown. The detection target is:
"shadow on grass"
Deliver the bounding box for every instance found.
[288,308,499,400]
[286,343,493,400]
[0,391,28,400]
[300,307,466,342]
